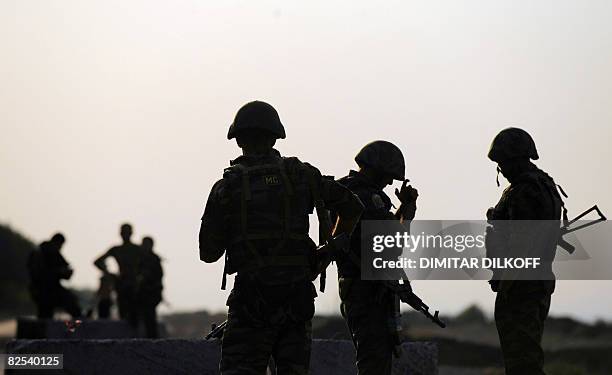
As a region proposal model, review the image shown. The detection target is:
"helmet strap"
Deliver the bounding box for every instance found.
[496,166,501,187]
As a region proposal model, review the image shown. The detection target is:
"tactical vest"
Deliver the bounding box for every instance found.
[491,169,566,222]
[219,156,320,287]
[335,172,394,279]
[489,168,567,293]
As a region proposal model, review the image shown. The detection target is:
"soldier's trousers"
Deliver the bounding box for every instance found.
[135,304,159,338]
[116,283,139,327]
[339,278,394,375]
[220,308,312,375]
[495,291,551,375]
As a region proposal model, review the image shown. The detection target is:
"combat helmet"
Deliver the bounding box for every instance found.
[227,101,286,140]
[488,127,539,163]
[355,140,405,180]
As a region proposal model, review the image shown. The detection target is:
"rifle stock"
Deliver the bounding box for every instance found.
[558,205,607,254]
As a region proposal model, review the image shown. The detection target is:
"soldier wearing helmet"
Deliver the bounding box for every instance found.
[199,101,363,375]
[485,127,565,375]
[333,140,419,375]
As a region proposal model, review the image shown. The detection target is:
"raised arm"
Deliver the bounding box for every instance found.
[315,171,364,237]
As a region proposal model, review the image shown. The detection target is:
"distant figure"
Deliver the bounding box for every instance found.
[135,236,163,338]
[94,223,143,327]
[27,233,82,319]
[96,272,116,319]
[486,128,564,375]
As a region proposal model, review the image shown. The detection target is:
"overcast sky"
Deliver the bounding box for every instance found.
[2,0,611,321]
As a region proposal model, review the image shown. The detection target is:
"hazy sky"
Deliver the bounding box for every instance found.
[2,0,611,321]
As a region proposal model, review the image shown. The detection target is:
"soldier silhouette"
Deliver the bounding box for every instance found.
[94,223,144,329]
[27,233,82,319]
[486,128,564,375]
[134,236,163,338]
[199,101,363,374]
[334,141,418,375]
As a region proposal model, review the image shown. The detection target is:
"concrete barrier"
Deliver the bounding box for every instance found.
[16,318,137,339]
[6,339,438,374]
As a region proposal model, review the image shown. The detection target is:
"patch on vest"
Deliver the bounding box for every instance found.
[371,194,385,209]
[264,175,281,185]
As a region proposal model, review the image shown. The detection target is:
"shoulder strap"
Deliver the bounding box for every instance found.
[220,163,263,289]
[532,170,569,223]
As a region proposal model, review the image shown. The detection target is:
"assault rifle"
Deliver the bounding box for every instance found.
[205,320,227,340]
[558,205,606,254]
[383,280,446,328]
[331,227,446,328]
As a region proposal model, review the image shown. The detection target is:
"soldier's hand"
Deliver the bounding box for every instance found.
[396,180,418,220]
[395,180,418,204]
[313,233,349,275]
[400,200,417,221]
[317,233,349,260]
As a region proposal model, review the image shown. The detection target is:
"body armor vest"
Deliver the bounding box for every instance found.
[490,169,565,221]
[488,168,566,292]
[220,155,318,286]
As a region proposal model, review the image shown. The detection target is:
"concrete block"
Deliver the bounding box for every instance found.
[6,338,437,375]
[16,318,136,339]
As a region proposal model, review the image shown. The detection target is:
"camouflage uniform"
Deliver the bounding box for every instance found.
[487,128,563,375]
[336,170,404,375]
[200,149,362,375]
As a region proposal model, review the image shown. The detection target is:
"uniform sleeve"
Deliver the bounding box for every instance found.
[357,189,396,221]
[199,179,228,263]
[307,166,363,218]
